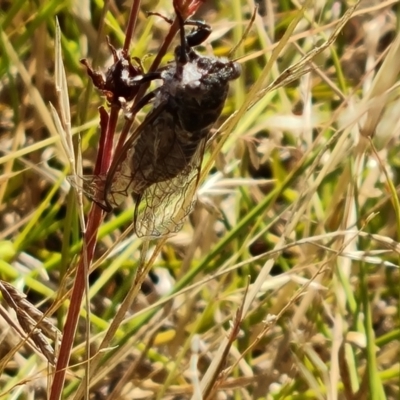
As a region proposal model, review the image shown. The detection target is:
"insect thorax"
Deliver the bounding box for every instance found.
[160,48,241,136]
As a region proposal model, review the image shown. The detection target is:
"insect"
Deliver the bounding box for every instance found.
[73,3,241,237]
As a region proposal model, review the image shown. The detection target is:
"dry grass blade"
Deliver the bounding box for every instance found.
[258,1,360,103]
[360,29,400,138]
[52,18,73,166]
[1,0,399,398]
[52,18,86,231]
[204,282,248,400]
[0,281,61,365]
[0,28,61,149]
[197,3,360,397]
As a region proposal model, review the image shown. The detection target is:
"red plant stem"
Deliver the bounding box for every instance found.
[94,107,109,175]
[49,108,120,400]
[135,18,179,100]
[49,208,103,400]
[123,0,141,53]
[113,115,134,157]
[97,104,120,174]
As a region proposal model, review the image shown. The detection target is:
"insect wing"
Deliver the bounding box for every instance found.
[67,174,111,211]
[134,138,206,237]
[67,101,167,212]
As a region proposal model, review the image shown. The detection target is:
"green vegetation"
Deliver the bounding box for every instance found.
[0,0,399,399]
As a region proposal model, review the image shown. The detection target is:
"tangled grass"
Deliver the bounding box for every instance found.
[0,0,399,399]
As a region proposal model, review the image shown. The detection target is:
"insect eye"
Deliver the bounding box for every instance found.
[230,62,242,80]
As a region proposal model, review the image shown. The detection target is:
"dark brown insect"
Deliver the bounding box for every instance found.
[72,4,241,237]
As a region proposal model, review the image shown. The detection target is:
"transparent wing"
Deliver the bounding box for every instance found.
[67,174,111,211]
[66,100,167,212]
[68,138,206,238]
[134,138,206,238]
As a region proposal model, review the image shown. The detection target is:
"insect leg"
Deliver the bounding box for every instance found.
[172,5,211,63]
[146,11,174,25]
[129,88,158,117]
[128,71,162,86]
[185,22,211,48]
[147,7,211,51]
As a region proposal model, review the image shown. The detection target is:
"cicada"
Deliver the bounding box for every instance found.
[72,3,241,237]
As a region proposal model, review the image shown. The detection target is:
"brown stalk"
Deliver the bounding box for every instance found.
[49,2,142,399]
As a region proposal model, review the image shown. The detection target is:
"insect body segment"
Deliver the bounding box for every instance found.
[77,7,241,237]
